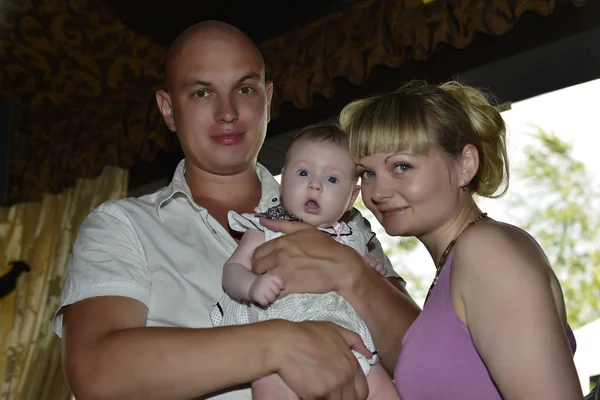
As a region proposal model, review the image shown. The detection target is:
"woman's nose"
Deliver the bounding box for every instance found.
[371,180,393,203]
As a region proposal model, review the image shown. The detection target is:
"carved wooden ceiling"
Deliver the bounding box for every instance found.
[103,0,359,46]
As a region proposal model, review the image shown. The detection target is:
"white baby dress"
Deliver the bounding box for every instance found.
[210,205,379,375]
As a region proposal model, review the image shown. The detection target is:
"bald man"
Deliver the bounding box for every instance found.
[53,21,420,400]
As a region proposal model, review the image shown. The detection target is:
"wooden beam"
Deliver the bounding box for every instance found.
[266,0,600,138]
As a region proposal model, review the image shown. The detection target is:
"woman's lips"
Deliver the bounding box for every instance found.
[380,207,408,218]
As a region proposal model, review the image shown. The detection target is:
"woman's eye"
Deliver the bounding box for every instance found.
[297,169,309,177]
[327,177,339,184]
[360,171,375,180]
[394,164,411,173]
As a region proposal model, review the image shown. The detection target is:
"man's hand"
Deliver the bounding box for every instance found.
[249,273,285,306]
[252,218,363,296]
[270,320,371,400]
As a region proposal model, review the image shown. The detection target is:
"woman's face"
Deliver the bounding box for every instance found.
[357,147,463,238]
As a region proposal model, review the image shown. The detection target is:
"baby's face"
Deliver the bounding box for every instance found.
[280,140,359,228]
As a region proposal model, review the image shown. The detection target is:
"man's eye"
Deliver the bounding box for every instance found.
[238,87,254,95]
[194,91,209,98]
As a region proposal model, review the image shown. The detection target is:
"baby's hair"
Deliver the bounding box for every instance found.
[290,124,349,150]
[339,81,509,198]
[285,124,358,181]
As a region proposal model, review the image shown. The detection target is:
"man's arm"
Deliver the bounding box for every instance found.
[340,256,421,373]
[386,276,410,296]
[252,219,421,374]
[63,297,372,400]
[59,208,275,399]
[60,207,369,400]
[352,208,420,373]
[62,297,276,400]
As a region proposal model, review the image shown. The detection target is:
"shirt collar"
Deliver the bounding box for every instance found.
[155,159,281,220]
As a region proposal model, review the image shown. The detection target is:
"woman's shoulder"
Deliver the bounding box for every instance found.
[453,219,552,278]
[452,219,569,331]
[460,219,545,253]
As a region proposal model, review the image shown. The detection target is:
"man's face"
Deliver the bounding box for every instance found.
[159,34,273,176]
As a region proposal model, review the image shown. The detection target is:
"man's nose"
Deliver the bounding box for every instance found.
[215,95,239,123]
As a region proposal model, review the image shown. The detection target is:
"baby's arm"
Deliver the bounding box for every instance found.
[223,229,265,300]
[222,229,285,306]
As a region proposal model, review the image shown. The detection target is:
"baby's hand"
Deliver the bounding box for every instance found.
[363,254,387,276]
[249,273,286,306]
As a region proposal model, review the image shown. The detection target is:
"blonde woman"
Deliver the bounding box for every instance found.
[339,82,582,400]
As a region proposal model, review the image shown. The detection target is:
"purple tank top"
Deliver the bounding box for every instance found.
[394,252,577,399]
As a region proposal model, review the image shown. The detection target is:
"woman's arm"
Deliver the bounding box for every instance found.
[252,219,421,373]
[454,224,582,400]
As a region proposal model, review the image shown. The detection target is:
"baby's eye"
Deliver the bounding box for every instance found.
[327,176,339,184]
[297,169,309,177]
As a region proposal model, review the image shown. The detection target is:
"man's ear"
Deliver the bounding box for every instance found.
[156,90,176,132]
[266,81,274,123]
[347,184,361,211]
[459,143,480,187]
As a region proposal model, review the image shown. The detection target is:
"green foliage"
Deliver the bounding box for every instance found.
[511,128,600,328]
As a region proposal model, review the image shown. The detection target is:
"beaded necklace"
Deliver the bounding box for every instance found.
[424,212,488,303]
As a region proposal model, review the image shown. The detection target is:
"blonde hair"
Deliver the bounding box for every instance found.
[339,81,509,198]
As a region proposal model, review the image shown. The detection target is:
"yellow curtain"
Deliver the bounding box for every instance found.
[0,166,129,400]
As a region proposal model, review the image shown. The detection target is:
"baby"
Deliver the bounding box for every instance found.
[210,125,399,400]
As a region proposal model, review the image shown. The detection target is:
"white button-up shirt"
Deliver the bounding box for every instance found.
[53,160,396,400]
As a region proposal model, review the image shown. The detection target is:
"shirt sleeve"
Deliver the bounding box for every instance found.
[52,201,151,337]
[347,208,400,279]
